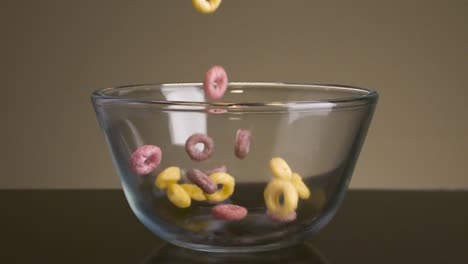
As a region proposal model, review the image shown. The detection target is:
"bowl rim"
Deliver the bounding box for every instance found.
[91,82,378,111]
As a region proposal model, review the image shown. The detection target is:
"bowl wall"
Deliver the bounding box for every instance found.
[92,83,378,252]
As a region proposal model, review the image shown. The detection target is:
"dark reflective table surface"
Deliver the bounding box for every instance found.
[142,242,328,264]
[2,190,467,263]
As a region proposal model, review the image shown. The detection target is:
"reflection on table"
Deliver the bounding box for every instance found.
[141,242,329,264]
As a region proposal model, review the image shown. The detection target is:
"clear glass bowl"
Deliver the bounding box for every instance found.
[91,82,378,252]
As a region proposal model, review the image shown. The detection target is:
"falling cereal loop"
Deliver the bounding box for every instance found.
[235,129,251,159]
[204,65,228,100]
[185,133,214,161]
[129,145,161,175]
[192,0,223,14]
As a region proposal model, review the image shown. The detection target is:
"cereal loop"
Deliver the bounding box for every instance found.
[192,0,222,14]
[185,133,214,161]
[204,65,228,100]
[205,165,227,176]
[155,166,181,190]
[204,172,235,202]
[212,204,248,221]
[186,168,217,194]
[291,173,310,200]
[180,184,206,201]
[269,157,293,180]
[167,184,191,208]
[264,179,298,217]
[266,210,297,223]
[234,129,251,159]
[207,108,227,114]
[129,145,161,175]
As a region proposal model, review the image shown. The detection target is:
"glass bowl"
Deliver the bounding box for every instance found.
[91,82,378,252]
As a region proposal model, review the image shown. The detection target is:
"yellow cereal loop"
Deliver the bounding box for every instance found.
[192,0,222,14]
[180,184,206,201]
[264,179,298,217]
[167,184,191,208]
[269,157,292,180]
[155,166,181,190]
[291,173,310,200]
[204,172,235,202]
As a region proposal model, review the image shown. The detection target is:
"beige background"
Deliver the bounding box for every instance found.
[2,0,467,189]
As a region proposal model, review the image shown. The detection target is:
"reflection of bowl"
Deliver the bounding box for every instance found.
[142,242,329,264]
[91,82,378,252]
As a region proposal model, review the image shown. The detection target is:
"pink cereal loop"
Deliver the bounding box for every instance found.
[129,145,162,175]
[234,129,251,159]
[204,65,228,100]
[206,108,227,114]
[266,210,297,223]
[212,204,248,221]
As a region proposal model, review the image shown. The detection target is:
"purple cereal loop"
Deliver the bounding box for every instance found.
[129,145,162,175]
[185,133,214,161]
[186,168,217,194]
[234,129,251,159]
[205,165,227,175]
[204,65,228,100]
